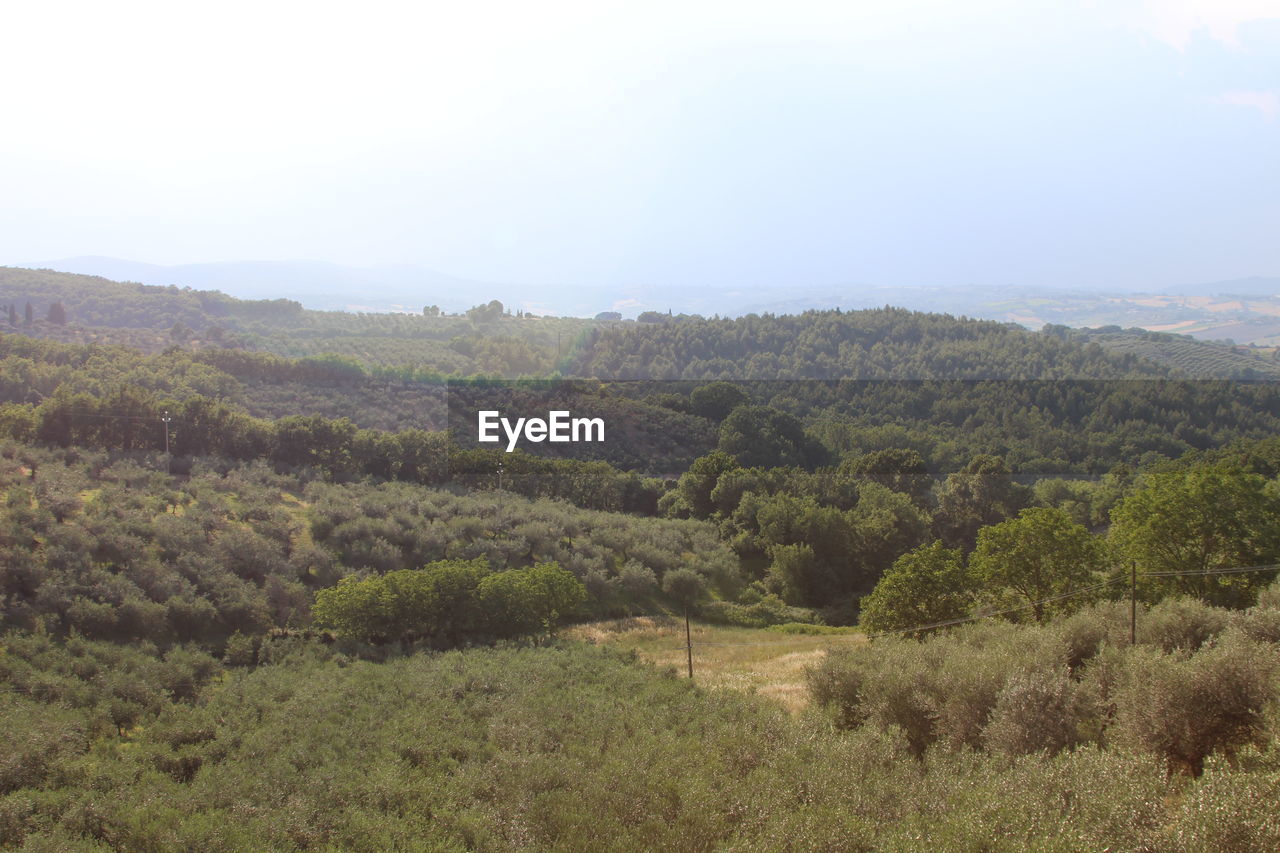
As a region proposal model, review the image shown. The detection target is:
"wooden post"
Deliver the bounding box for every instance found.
[161,411,172,475]
[1130,560,1137,646]
[684,603,693,679]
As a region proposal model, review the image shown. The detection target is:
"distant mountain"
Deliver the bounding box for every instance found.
[1163,277,1280,298]
[22,257,524,315]
[18,257,1280,343]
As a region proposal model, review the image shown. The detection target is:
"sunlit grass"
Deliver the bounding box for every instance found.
[566,617,866,713]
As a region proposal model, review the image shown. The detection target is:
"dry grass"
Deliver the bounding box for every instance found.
[566,617,866,714]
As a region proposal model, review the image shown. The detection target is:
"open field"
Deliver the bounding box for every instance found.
[567,617,865,713]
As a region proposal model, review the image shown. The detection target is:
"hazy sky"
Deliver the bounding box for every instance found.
[2,0,1278,293]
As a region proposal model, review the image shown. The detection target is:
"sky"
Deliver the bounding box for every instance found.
[1,0,1278,298]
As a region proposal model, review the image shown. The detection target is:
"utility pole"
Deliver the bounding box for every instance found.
[1129,560,1137,646]
[161,411,172,475]
[684,603,694,679]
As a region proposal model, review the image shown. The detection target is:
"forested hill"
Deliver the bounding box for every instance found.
[9,264,1278,380]
[566,309,1172,380]
[1064,326,1280,380]
[0,266,305,330]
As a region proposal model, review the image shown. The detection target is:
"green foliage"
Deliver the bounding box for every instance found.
[933,454,1031,551]
[1110,463,1280,607]
[859,541,972,637]
[660,567,706,606]
[969,506,1104,622]
[566,306,1167,380]
[699,595,818,628]
[688,380,749,420]
[672,450,738,519]
[3,631,1280,849]
[718,404,827,468]
[846,447,932,505]
[1112,630,1280,776]
[811,594,1280,784]
[312,558,585,645]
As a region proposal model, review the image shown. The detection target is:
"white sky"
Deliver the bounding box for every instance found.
[1,0,1278,292]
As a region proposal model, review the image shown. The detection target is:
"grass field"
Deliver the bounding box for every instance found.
[567,617,866,713]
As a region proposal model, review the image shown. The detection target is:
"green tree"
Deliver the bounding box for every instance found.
[312,558,489,644]
[847,448,932,505]
[933,455,1030,551]
[765,542,831,606]
[849,482,932,582]
[718,405,826,469]
[689,382,750,421]
[858,541,972,637]
[1109,464,1280,607]
[969,506,1103,622]
[662,568,707,678]
[674,451,739,519]
[478,562,586,637]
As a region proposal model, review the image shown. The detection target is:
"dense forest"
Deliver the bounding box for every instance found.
[6,268,1280,849]
[8,265,1280,380]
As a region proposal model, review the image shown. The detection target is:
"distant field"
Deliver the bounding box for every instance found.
[567,617,865,713]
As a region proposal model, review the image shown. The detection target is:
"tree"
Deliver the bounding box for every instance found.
[23,302,33,325]
[718,405,826,469]
[765,542,830,606]
[969,507,1103,622]
[858,541,972,638]
[849,482,931,582]
[690,382,750,421]
[466,300,504,322]
[46,302,67,325]
[847,448,932,505]
[312,558,489,644]
[933,455,1030,551]
[312,558,585,645]
[478,562,586,637]
[1109,463,1280,607]
[674,451,739,519]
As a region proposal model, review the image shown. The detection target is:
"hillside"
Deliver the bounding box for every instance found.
[1066,326,1280,379]
[6,630,1280,850]
[5,268,1280,848]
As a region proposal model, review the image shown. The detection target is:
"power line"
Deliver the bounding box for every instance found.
[653,562,1280,657]
[1137,563,1280,578]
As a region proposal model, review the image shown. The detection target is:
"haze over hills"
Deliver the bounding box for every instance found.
[17,257,1280,344]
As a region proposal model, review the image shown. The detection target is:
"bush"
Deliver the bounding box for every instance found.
[1055,601,1132,671]
[700,595,818,628]
[1112,632,1280,776]
[983,667,1086,756]
[1234,606,1280,644]
[1138,597,1230,652]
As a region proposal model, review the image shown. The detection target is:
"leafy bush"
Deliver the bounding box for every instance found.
[983,667,1086,756]
[312,559,586,645]
[1138,597,1231,652]
[699,595,818,628]
[1111,631,1280,776]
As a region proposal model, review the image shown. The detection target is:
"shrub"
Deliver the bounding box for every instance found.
[1138,597,1230,652]
[1234,606,1280,644]
[983,667,1086,756]
[1111,632,1280,776]
[1055,601,1132,671]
